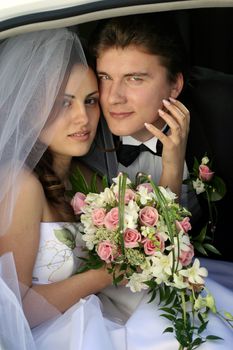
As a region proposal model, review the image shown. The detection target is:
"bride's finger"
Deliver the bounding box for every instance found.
[162,99,190,135]
[168,97,190,116]
[162,99,187,125]
[144,122,172,148]
[158,109,181,135]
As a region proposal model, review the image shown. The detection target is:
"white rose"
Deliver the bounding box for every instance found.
[201,156,209,165]
[192,178,205,194]
[158,186,177,202]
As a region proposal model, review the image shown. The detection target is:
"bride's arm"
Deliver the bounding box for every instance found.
[0,171,113,313]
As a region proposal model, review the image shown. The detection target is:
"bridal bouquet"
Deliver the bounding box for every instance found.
[70,170,231,349]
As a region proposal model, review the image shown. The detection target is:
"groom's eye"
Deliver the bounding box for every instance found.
[127,75,144,83]
[131,76,143,81]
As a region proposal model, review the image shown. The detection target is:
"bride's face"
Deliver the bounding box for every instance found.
[40,64,100,159]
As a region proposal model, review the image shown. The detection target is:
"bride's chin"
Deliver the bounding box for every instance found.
[72,145,92,157]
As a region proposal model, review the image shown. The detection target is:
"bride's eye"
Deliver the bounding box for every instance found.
[85,96,99,106]
[98,74,111,81]
[62,98,72,108]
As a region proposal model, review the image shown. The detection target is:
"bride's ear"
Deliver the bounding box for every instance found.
[170,73,184,98]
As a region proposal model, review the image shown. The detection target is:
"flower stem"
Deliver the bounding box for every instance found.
[149,179,176,274]
[206,190,215,237]
[118,173,127,255]
[181,291,187,327]
[216,311,233,329]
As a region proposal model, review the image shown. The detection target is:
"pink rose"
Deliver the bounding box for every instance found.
[199,164,214,182]
[143,238,157,255]
[104,207,119,230]
[71,192,86,214]
[124,228,141,248]
[137,183,154,193]
[116,189,136,204]
[155,232,165,252]
[92,208,106,226]
[142,233,165,255]
[139,206,159,227]
[176,217,192,233]
[97,240,115,262]
[179,244,194,266]
[124,189,136,204]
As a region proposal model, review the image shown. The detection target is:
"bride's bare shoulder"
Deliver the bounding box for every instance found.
[17,167,45,200]
[0,168,44,247]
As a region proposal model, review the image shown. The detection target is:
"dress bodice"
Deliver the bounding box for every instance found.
[32,222,85,284]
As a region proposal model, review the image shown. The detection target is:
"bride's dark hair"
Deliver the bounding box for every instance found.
[34,149,75,221]
[32,43,96,222]
[0,28,90,235]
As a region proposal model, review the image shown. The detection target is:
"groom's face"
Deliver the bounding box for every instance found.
[97,45,180,142]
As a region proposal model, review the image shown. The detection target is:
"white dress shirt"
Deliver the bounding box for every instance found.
[118,135,200,219]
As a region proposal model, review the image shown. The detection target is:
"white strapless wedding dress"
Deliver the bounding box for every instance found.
[1,222,233,350]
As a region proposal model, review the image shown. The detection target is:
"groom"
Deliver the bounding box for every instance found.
[84,13,200,216]
[82,13,233,261]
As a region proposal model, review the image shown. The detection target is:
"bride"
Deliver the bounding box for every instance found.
[0,28,233,350]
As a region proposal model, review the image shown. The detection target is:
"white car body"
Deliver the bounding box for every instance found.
[1,0,233,39]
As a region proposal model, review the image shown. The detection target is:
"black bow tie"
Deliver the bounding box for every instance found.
[116,140,163,167]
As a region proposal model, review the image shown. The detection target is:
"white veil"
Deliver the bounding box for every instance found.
[0,253,36,350]
[0,28,88,347]
[0,28,87,236]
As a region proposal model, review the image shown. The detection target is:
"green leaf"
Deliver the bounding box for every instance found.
[193,225,207,243]
[119,263,128,272]
[158,285,165,304]
[89,261,105,269]
[164,289,177,306]
[175,318,187,331]
[192,337,205,346]
[193,157,200,173]
[206,335,223,340]
[198,321,208,334]
[148,288,157,303]
[209,176,226,201]
[69,167,89,194]
[193,241,208,256]
[144,280,157,289]
[69,166,102,196]
[113,274,124,286]
[203,243,221,255]
[90,172,98,193]
[54,228,75,249]
[163,327,174,333]
[102,175,109,189]
[160,314,175,322]
[76,264,93,273]
[159,307,176,315]
[164,285,171,301]
[197,312,205,323]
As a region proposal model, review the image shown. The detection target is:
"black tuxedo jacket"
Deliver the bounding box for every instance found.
[81,66,233,261]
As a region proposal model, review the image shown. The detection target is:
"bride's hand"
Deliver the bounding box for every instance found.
[145,97,190,170]
[99,263,128,287]
[144,97,190,198]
